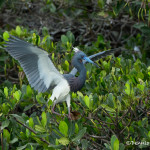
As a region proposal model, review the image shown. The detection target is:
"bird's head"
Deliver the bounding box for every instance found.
[72,47,99,68]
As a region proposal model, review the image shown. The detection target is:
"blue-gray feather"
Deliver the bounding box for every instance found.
[4,36,65,93]
[64,51,87,92]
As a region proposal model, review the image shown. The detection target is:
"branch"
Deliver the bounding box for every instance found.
[14,117,50,145]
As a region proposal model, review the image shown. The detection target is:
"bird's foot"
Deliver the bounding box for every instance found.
[51,109,62,116]
[68,113,72,120]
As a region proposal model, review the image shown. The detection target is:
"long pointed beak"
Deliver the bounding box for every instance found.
[83,57,100,68]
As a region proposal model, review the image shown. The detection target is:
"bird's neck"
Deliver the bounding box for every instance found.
[75,63,86,85]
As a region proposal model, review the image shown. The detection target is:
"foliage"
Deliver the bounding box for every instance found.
[0,0,150,150]
[0,25,149,150]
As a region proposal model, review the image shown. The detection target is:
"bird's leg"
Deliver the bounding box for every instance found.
[68,106,72,120]
[52,101,61,116]
[66,95,72,120]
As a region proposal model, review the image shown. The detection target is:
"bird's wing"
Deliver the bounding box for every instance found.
[70,48,125,75]
[4,36,66,93]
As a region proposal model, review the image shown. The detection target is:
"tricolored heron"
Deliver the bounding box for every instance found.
[4,36,119,119]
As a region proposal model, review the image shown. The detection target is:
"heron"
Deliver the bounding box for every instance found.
[4,36,120,119]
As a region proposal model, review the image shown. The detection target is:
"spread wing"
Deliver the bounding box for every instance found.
[4,36,66,93]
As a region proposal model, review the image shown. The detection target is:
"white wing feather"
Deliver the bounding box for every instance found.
[4,36,68,93]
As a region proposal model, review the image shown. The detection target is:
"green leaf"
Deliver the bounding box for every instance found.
[111,135,119,150]
[59,121,68,137]
[81,139,88,150]
[119,143,125,150]
[3,129,10,142]
[1,119,10,130]
[101,104,115,113]
[0,56,9,61]
[50,3,56,13]
[13,90,21,101]
[9,137,18,144]
[57,137,69,146]
[41,111,47,128]
[61,35,68,44]
[16,26,22,36]
[3,31,9,41]
[36,93,45,104]
[26,85,32,97]
[11,114,25,123]
[67,31,75,43]
[17,144,27,150]
[35,125,46,132]
[72,127,87,143]
[26,129,30,138]
[4,87,8,98]
[137,84,145,92]
[65,60,69,72]
[107,93,114,108]
[29,117,34,128]
[125,81,133,96]
[84,95,90,109]
[75,123,79,134]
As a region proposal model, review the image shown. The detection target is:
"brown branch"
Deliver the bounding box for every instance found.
[14,117,50,145]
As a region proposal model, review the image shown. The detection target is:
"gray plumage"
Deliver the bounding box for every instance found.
[4,36,65,93]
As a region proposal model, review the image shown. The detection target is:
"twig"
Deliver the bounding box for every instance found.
[14,117,50,145]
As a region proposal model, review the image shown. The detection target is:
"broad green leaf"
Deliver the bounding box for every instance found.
[29,117,34,128]
[65,60,69,72]
[67,31,75,43]
[84,95,90,109]
[41,111,47,127]
[57,137,69,146]
[11,114,25,123]
[13,90,21,101]
[125,81,133,96]
[16,26,22,36]
[59,121,68,137]
[35,125,46,132]
[17,144,27,150]
[111,135,119,150]
[9,137,18,144]
[1,119,10,130]
[72,127,87,143]
[26,85,32,97]
[61,35,68,44]
[3,129,10,142]
[26,129,30,138]
[137,84,145,92]
[81,139,88,150]
[77,91,83,97]
[36,93,45,104]
[75,123,79,134]
[4,87,8,98]
[148,131,150,138]
[42,27,49,36]
[2,103,10,114]
[119,143,125,150]
[50,3,56,13]
[107,93,114,108]
[101,104,115,113]
[52,53,55,60]
[3,31,9,41]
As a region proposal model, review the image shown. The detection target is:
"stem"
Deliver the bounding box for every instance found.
[14,117,50,145]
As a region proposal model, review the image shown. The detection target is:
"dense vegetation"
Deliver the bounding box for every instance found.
[0,0,150,150]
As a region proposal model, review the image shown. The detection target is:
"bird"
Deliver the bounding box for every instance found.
[4,36,120,119]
